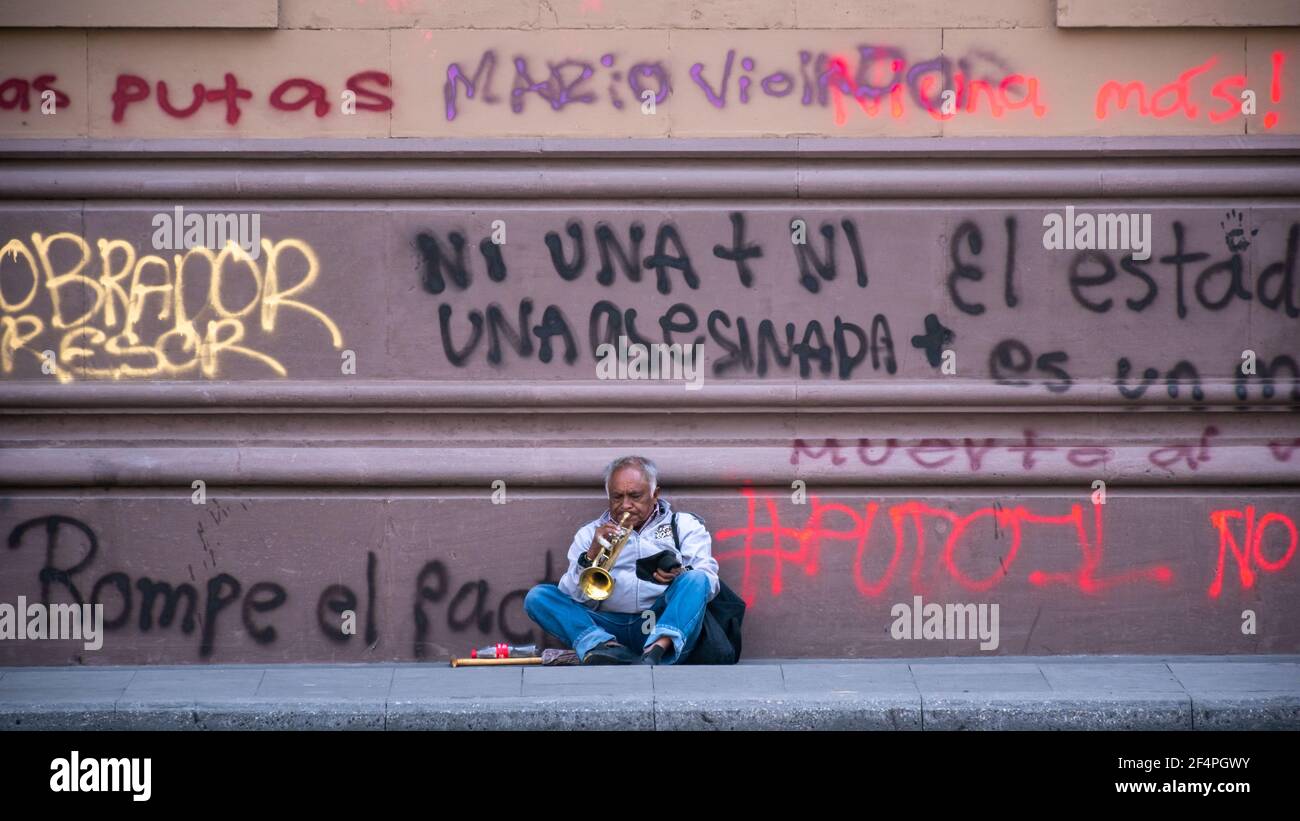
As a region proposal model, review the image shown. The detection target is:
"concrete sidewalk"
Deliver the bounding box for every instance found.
[1,656,1296,731]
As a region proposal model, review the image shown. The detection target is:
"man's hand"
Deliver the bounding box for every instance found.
[652,566,684,584]
[587,522,623,560]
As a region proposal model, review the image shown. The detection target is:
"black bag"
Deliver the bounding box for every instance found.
[635,550,681,581]
[670,513,746,665]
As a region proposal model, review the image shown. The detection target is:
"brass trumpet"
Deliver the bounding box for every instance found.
[578,512,633,601]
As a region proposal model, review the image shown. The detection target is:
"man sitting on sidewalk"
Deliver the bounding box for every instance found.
[524,455,719,665]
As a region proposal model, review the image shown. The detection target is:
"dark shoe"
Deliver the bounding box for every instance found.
[640,644,667,666]
[582,643,638,665]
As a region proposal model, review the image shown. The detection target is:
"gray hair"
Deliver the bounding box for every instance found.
[604,455,658,495]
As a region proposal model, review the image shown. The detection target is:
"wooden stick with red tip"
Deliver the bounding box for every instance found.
[450,648,578,667]
[450,656,544,667]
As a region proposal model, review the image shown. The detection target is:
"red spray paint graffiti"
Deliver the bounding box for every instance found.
[1208,505,1298,598]
[715,491,1298,606]
[1096,51,1286,129]
[823,53,1047,126]
[790,427,1236,474]
[110,71,393,124]
[713,489,1174,607]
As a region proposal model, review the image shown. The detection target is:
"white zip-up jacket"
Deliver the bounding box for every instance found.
[558,498,719,614]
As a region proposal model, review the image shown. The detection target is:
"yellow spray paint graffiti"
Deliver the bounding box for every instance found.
[0,233,342,381]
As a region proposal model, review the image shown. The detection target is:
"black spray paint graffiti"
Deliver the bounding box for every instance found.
[949,217,1300,321]
[418,213,870,297]
[413,550,560,657]
[5,514,561,660]
[317,550,378,646]
[6,514,286,659]
[413,211,1298,393]
[417,212,897,380]
[431,297,898,380]
[947,216,1300,401]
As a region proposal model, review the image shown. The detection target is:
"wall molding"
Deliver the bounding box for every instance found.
[1,380,1296,410]
[3,136,1300,159]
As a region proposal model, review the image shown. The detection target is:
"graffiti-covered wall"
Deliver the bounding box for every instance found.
[1,1,1298,664]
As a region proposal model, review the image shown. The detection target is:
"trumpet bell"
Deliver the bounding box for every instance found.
[578,567,614,600]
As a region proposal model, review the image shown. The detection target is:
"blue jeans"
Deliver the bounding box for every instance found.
[525,570,711,664]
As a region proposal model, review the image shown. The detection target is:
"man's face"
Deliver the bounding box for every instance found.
[607,466,660,530]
